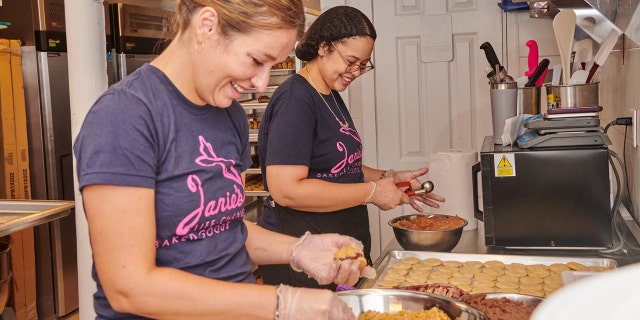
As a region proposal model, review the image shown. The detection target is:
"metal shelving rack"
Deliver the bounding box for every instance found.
[241,7,319,221]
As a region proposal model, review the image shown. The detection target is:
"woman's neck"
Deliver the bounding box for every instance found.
[303,64,331,95]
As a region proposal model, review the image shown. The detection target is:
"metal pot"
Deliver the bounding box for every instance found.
[545,82,599,109]
[389,214,467,252]
[337,289,489,319]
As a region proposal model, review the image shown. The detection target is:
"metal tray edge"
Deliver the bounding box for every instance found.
[359,250,618,289]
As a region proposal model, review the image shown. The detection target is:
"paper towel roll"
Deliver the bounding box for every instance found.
[427,150,479,230]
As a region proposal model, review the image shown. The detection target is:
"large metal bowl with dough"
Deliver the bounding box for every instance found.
[337,289,488,319]
[389,214,468,252]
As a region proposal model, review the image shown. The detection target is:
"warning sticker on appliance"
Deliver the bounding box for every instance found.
[494,154,516,177]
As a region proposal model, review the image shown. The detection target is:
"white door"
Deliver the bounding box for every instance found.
[371,0,505,256]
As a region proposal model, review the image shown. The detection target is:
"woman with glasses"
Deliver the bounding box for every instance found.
[74,1,371,319]
[257,6,445,290]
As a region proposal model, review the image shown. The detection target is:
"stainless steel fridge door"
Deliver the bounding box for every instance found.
[107,50,119,86]
[32,50,79,319]
[116,53,156,82]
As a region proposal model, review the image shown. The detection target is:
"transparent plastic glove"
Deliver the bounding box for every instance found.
[333,258,377,285]
[368,178,408,210]
[290,232,375,285]
[386,168,446,211]
[277,285,356,320]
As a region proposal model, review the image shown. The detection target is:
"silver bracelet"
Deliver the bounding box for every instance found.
[382,169,395,179]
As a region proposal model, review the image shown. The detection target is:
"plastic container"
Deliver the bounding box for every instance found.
[490,82,518,144]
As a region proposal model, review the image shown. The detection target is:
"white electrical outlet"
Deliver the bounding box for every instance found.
[633,109,638,148]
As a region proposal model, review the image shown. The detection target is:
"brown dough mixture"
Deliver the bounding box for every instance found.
[460,294,538,320]
[393,215,465,231]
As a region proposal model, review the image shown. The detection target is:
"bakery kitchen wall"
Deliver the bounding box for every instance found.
[321,0,640,259]
[505,7,639,222]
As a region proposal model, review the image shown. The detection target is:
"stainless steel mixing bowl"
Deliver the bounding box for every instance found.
[337,289,488,319]
[389,214,468,252]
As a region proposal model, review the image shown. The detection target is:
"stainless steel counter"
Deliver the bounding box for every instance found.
[371,208,640,270]
[355,216,640,289]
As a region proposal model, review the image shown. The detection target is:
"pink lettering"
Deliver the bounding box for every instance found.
[166,135,248,242]
[331,142,363,174]
[176,176,245,236]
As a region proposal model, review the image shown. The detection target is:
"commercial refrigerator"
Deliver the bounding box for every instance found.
[105,3,118,87]
[0,0,78,318]
[0,1,169,318]
[108,3,170,82]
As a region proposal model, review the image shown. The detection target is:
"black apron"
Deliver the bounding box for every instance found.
[257,199,371,290]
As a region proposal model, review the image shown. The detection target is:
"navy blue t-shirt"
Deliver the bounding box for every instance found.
[258,74,364,186]
[74,64,253,319]
[257,74,370,260]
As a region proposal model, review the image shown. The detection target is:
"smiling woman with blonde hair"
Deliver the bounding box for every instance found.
[74,1,370,319]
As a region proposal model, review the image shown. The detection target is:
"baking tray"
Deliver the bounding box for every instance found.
[245,191,269,197]
[361,250,617,290]
[270,69,295,76]
[0,200,75,237]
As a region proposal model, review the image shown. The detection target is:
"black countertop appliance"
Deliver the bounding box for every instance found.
[473,136,612,249]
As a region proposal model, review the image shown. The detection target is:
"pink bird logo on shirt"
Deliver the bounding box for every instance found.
[194,135,242,185]
[340,126,361,143]
[174,136,245,236]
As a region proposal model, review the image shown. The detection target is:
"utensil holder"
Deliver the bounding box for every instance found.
[490,82,517,144]
[545,82,599,109]
[518,86,541,115]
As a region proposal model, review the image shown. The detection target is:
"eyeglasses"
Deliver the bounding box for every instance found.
[330,43,375,75]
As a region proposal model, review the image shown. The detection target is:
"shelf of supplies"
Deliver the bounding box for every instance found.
[241,102,268,110]
[241,86,278,95]
[245,190,269,197]
[271,68,295,76]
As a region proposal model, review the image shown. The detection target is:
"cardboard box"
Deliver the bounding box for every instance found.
[0,39,17,200]
[10,40,31,201]
[0,39,37,320]
[0,64,3,201]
